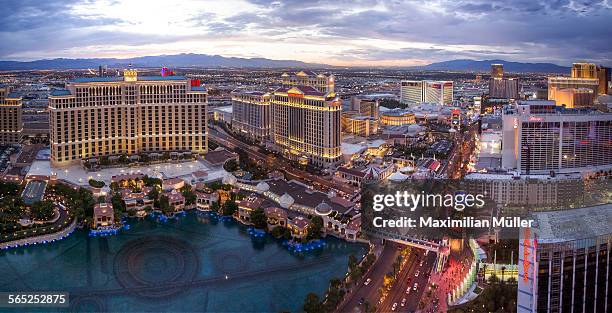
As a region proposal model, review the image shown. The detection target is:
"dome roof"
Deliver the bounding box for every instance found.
[256,181,270,193]
[222,174,237,185]
[279,193,295,208]
[315,201,333,216]
[388,171,409,182]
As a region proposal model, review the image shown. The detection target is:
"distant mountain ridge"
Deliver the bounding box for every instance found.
[0,54,572,73]
[0,53,326,70]
[421,59,569,73]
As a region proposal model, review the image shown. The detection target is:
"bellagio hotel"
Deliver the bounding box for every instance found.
[49,70,208,166]
[271,71,341,168]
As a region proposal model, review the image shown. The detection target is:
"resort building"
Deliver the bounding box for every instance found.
[165,190,186,212]
[548,77,599,107]
[341,113,379,137]
[272,72,342,168]
[48,70,208,167]
[501,101,612,174]
[400,80,454,105]
[518,204,611,313]
[93,203,114,229]
[287,216,310,239]
[0,85,23,144]
[265,207,287,228]
[281,70,335,93]
[231,90,272,142]
[380,108,417,126]
[195,190,219,211]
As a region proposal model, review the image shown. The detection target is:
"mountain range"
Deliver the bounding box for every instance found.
[0,53,323,70]
[0,54,570,73]
[420,59,569,73]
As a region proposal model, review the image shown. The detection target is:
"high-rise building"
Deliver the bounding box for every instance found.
[501,101,612,174]
[597,66,611,95]
[517,205,611,313]
[488,64,519,99]
[48,70,208,166]
[548,77,599,106]
[349,97,379,120]
[271,71,341,168]
[400,80,423,105]
[570,62,597,79]
[231,90,271,142]
[281,70,334,93]
[0,85,23,144]
[551,88,594,108]
[491,63,504,78]
[400,80,453,105]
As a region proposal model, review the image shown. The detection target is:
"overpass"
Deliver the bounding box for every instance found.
[366,228,450,272]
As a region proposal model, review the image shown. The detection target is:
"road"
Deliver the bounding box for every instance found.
[337,243,401,313]
[208,126,358,195]
[377,249,437,312]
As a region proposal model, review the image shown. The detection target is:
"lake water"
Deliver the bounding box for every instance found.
[0,212,367,312]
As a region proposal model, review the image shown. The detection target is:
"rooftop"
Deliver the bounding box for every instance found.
[534,204,612,244]
[73,75,188,83]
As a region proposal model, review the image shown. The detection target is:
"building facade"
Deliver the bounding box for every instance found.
[518,205,611,313]
[281,70,334,93]
[231,90,271,142]
[552,88,594,108]
[570,62,598,79]
[0,85,23,144]
[501,101,612,174]
[380,109,416,126]
[548,77,599,106]
[400,80,454,105]
[272,72,341,168]
[48,70,208,166]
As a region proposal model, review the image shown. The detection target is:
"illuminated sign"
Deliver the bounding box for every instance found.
[288,93,304,98]
[513,118,518,129]
[523,228,531,282]
[528,116,543,122]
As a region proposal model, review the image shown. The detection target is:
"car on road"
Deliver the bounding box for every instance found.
[359,298,364,305]
[405,287,411,294]
[414,270,420,277]
[401,298,406,307]
[413,283,418,291]
[391,303,397,311]
[364,278,372,286]
[419,260,424,267]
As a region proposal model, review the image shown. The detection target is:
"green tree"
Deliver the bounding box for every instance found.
[181,185,196,206]
[111,193,125,213]
[30,200,54,220]
[250,208,267,229]
[306,215,324,240]
[223,159,239,172]
[222,200,238,216]
[271,225,286,238]
[303,293,323,313]
[159,195,172,214]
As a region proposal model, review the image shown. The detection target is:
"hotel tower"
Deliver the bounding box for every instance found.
[231,90,272,142]
[0,85,23,144]
[271,71,341,168]
[49,70,208,166]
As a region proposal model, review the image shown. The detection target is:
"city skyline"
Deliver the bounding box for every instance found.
[1,0,611,67]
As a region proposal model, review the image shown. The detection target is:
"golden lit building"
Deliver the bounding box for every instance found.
[380,109,416,126]
[571,62,597,79]
[551,88,594,108]
[491,64,504,78]
[231,90,271,142]
[0,85,23,144]
[272,71,341,168]
[548,76,598,106]
[49,70,208,166]
[341,113,379,137]
[281,70,334,93]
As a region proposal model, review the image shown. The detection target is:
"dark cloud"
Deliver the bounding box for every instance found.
[0,0,610,65]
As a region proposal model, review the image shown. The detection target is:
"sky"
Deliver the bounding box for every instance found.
[0,0,611,67]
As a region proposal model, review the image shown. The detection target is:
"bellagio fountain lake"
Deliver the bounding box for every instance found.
[0,212,366,312]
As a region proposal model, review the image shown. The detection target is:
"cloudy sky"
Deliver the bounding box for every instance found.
[1,0,611,66]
